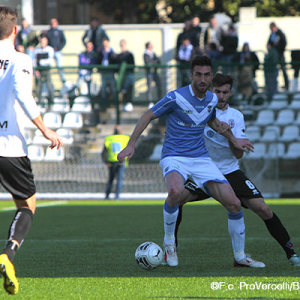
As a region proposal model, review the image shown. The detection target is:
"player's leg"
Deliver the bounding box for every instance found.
[226,170,299,266]
[163,171,185,266]
[0,157,36,295]
[105,164,116,199]
[175,178,210,248]
[242,197,300,266]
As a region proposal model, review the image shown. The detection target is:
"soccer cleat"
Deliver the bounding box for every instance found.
[234,254,265,268]
[289,254,300,266]
[0,254,19,295]
[163,243,178,267]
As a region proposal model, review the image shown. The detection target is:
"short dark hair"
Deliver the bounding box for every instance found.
[212,73,234,89]
[191,55,212,71]
[0,6,17,39]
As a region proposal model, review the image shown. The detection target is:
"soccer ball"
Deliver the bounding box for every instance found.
[135,242,163,270]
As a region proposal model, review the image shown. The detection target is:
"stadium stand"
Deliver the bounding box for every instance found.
[245,125,261,142]
[51,97,70,113]
[283,142,300,159]
[32,129,52,145]
[56,128,74,145]
[294,111,300,125]
[43,112,62,129]
[274,109,294,126]
[279,125,299,142]
[268,94,289,110]
[254,109,275,126]
[266,142,285,159]
[244,143,266,159]
[62,112,83,129]
[27,145,45,162]
[260,125,281,142]
[44,147,65,162]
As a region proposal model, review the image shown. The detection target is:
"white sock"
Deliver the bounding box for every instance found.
[163,201,179,245]
[228,210,246,262]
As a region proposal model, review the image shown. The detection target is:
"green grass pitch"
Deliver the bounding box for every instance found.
[0,199,299,299]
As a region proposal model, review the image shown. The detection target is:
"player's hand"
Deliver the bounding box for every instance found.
[42,128,63,149]
[233,138,254,152]
[117,144,135,162]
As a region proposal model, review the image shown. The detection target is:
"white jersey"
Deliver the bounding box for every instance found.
[0,39,40,157]
[204,105,247,174]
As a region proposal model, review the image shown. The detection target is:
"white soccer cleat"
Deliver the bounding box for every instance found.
[123,103,133,112]
[163,243,178,267]
[234,254,265,268]
[289,254,300,266]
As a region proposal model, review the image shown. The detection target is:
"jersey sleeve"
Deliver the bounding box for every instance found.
[13,53,40,120]
[151,91,176,118]
[233,111,247,139]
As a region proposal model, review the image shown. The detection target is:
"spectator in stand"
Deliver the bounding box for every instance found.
[116,39,135,112]
[264,41,280,100]
[46,18,66,84]
[176,20,192,57]
[291,50,300,91]
[234,42,260,100]
[220,24,238,75]
[102,126,130,199]
[82,17,109,53]
[268,22,289,90]
[206,42,221,72]
[204,16,222,51]
[176,36,193,86]
[98,38,117,105]
[143,41,162,108]
[190,16,202,48]
[34,35,55,107]
[77,42,98,96]
[15,18,38,60]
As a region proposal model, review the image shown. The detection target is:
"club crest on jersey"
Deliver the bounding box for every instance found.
[207,105,212,113]
[228,119,235,128]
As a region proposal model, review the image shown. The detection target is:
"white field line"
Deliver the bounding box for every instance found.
[1,200,68,212]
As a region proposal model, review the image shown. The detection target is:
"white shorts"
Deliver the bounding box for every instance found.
[159,156,227,192]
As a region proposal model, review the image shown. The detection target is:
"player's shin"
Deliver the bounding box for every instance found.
[264,212,296,259]
[163,201,179,245]
[227,210,246,262]
[2,208,34,262]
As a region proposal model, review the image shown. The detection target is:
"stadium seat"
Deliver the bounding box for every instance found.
[149,144,163,161]
[62,112,83,129]
[56,128,74,145]
[265,142,285,159]
[245,125,261,142]
[71,102,92,113]
[283,142,300,159]
[43,112,62,129]
[279,125,299,142]
[268,94,288,110]
[51,97,70,113]
[73,96,90,105]
[288,98,300,110]
[32,130,51,145]
[244,143,266,159]
[294,112,300,125]
[44,147,65,162]
[274,109,294,126]
[260,125,281,142]
[27,145,44,162]
[254,110,274,126]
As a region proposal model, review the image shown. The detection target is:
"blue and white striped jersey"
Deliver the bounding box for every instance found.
[152,84,218,159]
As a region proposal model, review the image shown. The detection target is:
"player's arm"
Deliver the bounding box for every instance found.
[13,55,62,149]
[117,109,157,162]
[208,118,254,152]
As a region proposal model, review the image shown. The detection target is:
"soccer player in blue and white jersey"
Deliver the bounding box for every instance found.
[118,55,253,267]
[176,73,300,267]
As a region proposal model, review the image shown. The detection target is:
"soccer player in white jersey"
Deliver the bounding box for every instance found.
[175,73,300,267]
[0,6,63,295]
[118,55,254,267]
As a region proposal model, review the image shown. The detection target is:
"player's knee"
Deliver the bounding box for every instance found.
[227,199,241,214]
[168,186,183,202]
